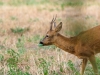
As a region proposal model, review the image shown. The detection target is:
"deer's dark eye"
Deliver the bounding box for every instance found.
[46,35,49,37]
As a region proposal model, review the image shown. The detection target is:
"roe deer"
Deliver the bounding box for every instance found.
[39,16,100,75]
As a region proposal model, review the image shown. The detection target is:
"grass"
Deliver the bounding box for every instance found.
[0,0,100,75]
[7,49,31,75]
[0,1,3,6]
[11,26,30,35]
[10,16,18,21]
[0,0,99,7]
[0,0,50,6]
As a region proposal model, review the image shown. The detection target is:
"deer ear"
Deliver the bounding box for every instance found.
[55,22,62,32]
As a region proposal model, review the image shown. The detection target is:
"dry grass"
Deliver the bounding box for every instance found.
[0,0,100,75]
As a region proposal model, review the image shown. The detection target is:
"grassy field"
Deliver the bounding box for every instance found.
[0,0,100,75]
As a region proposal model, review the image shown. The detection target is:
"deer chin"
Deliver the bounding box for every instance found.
[42,44,51,46]
[42,43,52,46]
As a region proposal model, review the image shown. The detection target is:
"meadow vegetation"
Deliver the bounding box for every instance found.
[0,0,100,75]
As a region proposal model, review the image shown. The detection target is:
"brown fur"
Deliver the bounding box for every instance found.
[39,19,100,75]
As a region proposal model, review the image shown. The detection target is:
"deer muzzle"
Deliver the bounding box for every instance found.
[39,41,44,46]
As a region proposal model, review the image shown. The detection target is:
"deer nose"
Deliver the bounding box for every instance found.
[39,41,43,44]
[39,41,44,46]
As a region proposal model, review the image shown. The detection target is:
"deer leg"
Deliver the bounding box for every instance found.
[80,58,88,75]
[89,55,98,75]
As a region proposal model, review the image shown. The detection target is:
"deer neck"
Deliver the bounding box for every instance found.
[54,33,76,54]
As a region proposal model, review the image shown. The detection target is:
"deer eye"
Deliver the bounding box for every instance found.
[46,35,49,37]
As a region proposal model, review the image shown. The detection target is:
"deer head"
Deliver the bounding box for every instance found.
[39,16,62,46]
